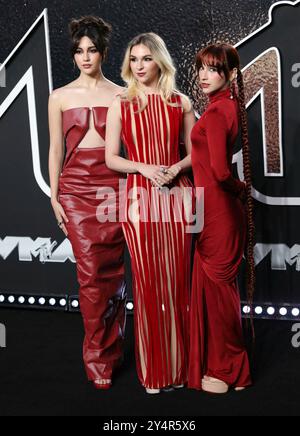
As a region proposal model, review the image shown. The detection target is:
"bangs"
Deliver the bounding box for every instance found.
[196,45,228,76]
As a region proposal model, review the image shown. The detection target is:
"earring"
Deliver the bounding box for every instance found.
[230,81,235,99]
[73,60,76,69]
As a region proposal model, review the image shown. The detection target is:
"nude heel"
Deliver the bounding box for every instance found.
[202,376,229,394]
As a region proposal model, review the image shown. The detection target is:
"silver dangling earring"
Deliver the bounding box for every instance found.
[73,59,76,70]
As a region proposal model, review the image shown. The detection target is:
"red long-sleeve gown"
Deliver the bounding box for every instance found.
[189,88,252,389]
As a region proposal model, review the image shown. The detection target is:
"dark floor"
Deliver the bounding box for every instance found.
[0,308,299,416]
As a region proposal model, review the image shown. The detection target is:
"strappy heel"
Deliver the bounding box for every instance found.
[93,379,112,390]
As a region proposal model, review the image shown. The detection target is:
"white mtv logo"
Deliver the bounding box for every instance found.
[255,243,300,270]
[1,5,300,206]
[0,324,6,348]
[0,64,6,88]
[0,237,75,263]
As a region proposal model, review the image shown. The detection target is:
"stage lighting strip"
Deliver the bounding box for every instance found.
[0,293,68,311]
[241,304,300,320]
[0,294,300,320]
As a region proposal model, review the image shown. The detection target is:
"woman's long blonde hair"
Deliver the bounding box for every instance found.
[121,32,182,110]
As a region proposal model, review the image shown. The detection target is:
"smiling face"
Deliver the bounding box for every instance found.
[74,36,102,75]
[198,64,228,95]
[129,44,160,89]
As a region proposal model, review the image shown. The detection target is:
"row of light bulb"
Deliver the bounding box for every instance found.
[0,296,299,318]
[69,300,134,311]
[69,300,134,310]
[242,305,300,317]
[71,301,300,316]
[0,295,133,310]
[0,295,67,307]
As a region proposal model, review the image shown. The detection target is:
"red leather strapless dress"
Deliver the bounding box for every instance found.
[59,107,126,382]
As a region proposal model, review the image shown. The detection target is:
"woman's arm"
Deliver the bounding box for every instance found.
[167,95,195,180]
[48,90,69,236]
[205,105,246,196]
[105,98,170,188]
[105,98,140,174]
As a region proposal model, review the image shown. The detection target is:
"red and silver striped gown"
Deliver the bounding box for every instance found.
[121,94,193,389]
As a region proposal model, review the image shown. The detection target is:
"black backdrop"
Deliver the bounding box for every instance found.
[0,0,300,308]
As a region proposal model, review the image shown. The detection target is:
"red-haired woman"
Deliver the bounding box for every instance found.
[189,43,255,393]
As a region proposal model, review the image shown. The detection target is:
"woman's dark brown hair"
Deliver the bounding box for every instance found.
[196,43,256,316]
[69,16,112,60]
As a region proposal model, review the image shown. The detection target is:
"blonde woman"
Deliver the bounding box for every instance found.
[106,33,195,394]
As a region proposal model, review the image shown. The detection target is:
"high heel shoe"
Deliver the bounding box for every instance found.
[172,384,185,389]
[202,376,229,394]
[145,388,161,395]
[93,379,112,390]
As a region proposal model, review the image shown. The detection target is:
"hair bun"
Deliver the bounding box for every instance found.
[69,16,112,38]
[69,19,81,36]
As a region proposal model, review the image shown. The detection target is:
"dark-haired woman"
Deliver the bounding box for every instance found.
[189,43,255,394]
[48,16,126,390]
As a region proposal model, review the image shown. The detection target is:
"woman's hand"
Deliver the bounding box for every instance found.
[165,164,182,185]
[137,163,170,188]
[51,199,69,237]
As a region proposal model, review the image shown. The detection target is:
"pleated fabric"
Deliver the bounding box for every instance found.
[121,95,193,389]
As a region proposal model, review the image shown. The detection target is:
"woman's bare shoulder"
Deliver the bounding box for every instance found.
[50,81,79,100]
[49,82,83,112]
[104,80,125,97]
[178,92,193,113]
